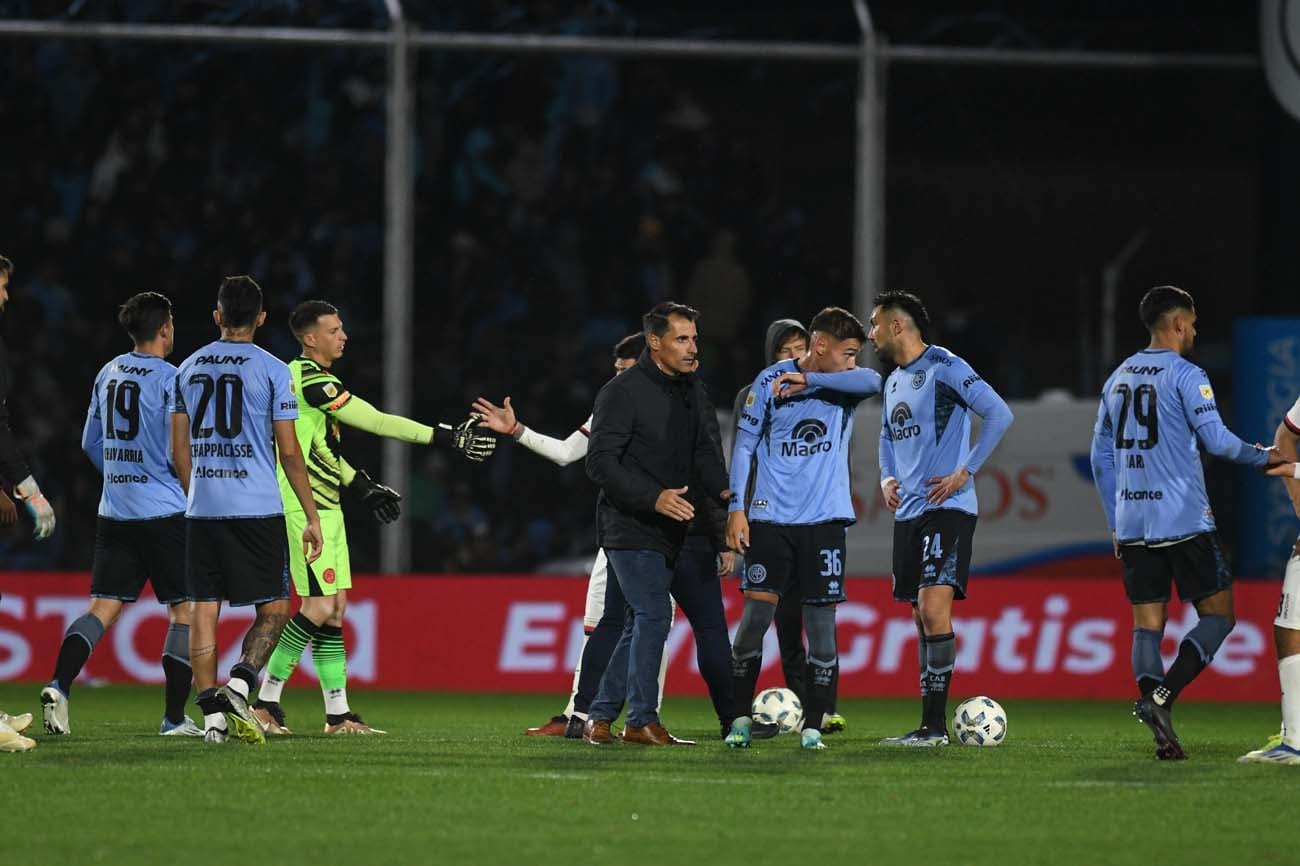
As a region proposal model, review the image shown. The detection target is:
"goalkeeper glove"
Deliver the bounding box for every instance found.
[14,475,55,540]
[350,470,402,524]
[438,415,497,463]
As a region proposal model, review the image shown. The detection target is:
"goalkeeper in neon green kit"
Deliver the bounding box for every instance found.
[252,300,496,734]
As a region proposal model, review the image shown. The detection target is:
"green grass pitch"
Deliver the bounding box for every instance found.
[1,683,1293,866]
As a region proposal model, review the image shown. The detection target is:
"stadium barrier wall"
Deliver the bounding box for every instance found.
[0,572,1283,701]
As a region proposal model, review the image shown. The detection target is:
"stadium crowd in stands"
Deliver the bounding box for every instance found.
[0,1,905,572]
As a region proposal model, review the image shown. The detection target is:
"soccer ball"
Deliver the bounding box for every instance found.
[952,696,1007,747]
[751,687,803,733]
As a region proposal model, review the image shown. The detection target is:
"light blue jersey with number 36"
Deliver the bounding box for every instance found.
[174,340,297,519]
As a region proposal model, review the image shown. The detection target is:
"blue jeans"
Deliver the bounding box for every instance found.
[588,549,675,728]
[589,540,735,728]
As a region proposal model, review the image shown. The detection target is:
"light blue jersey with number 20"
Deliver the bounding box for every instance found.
[174,339,297,519]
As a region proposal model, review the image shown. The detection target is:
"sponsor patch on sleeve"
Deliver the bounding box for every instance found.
[327,390,352,412]
[745,391,756,407]
[1199,384,1214,400]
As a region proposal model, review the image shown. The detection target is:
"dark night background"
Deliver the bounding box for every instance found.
[0,1,1292,572]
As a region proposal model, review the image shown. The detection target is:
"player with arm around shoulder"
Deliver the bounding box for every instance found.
[724,307,882,750]
[251,300,497,736]
[869,291,1014,748]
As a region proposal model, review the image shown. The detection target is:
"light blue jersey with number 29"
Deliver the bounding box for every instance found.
[1090,348,1268,545]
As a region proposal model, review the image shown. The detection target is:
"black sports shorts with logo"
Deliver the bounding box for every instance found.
[1118,531,1230,605]
[892,508,978,602]
[741,521,848,605]
[92,514,187,605]
[186,515,290,607]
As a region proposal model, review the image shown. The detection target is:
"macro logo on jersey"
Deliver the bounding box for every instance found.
[889,402,922,441]
[781,418,831,458]
[911,370,926,390]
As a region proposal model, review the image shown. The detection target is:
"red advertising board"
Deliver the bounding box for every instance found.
[0,572,1283,701]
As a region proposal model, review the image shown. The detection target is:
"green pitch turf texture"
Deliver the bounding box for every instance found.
[1,683,1292,866]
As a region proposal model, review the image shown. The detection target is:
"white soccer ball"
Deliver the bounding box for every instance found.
[751,687,803,733]
[952,696,1007,747]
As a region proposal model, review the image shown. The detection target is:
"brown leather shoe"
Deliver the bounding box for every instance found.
[524,715,568,737]
[583,718,615,745]
[622,722,696,746]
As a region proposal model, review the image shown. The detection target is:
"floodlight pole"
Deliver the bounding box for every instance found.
[852,0,885,326]
[380,6,415,573]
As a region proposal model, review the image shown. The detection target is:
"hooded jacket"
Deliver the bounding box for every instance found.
[730,318,805,509]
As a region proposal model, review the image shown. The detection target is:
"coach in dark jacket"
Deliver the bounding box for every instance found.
[584,302,732,746]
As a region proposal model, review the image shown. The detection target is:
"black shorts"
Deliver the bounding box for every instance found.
[741,521,848,605]
[91,514,187,605]
[892,509,978,602]
[1119,532,1231,605]
[186,516,290,607]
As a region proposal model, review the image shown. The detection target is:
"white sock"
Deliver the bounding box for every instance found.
[259,675,286,704]
[225,677,250,701]
[1281,654,1300,749]
[570,710,588,722]
[324,687,350,717]
[204,712,227,732]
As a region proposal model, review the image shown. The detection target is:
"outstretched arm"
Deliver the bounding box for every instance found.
[473,396,590,467]
[1180,369,1270,467]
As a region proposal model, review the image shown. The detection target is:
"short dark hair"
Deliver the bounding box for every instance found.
[117,292,172,343]
[642,301,699,339]
[809,306,868,343]
[217,275,264,330]
[0,255,12,279]
[613,332,645,360]
[289,300,339,338]
[1139,285,1195,331]
[872,291,930,337]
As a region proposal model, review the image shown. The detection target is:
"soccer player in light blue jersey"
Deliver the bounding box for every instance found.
[1090,285,1281,760]
[171,276,323,745]
[871,291,1014,747]
[39,293,201,737]
[725,307,881,750]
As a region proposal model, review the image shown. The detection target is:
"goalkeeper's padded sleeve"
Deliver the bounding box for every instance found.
[332,395,434,445]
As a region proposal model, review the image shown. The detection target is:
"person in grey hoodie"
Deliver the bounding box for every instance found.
[731,318,847,734]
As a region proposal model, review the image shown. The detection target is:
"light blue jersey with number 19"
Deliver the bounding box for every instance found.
[82,352,187,520]
[174,339,297,519]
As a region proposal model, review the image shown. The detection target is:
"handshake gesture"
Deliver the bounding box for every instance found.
[451,414,497,463]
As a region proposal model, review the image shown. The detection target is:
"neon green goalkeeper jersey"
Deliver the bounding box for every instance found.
[277,356,436,514]
[278,357,355,513]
